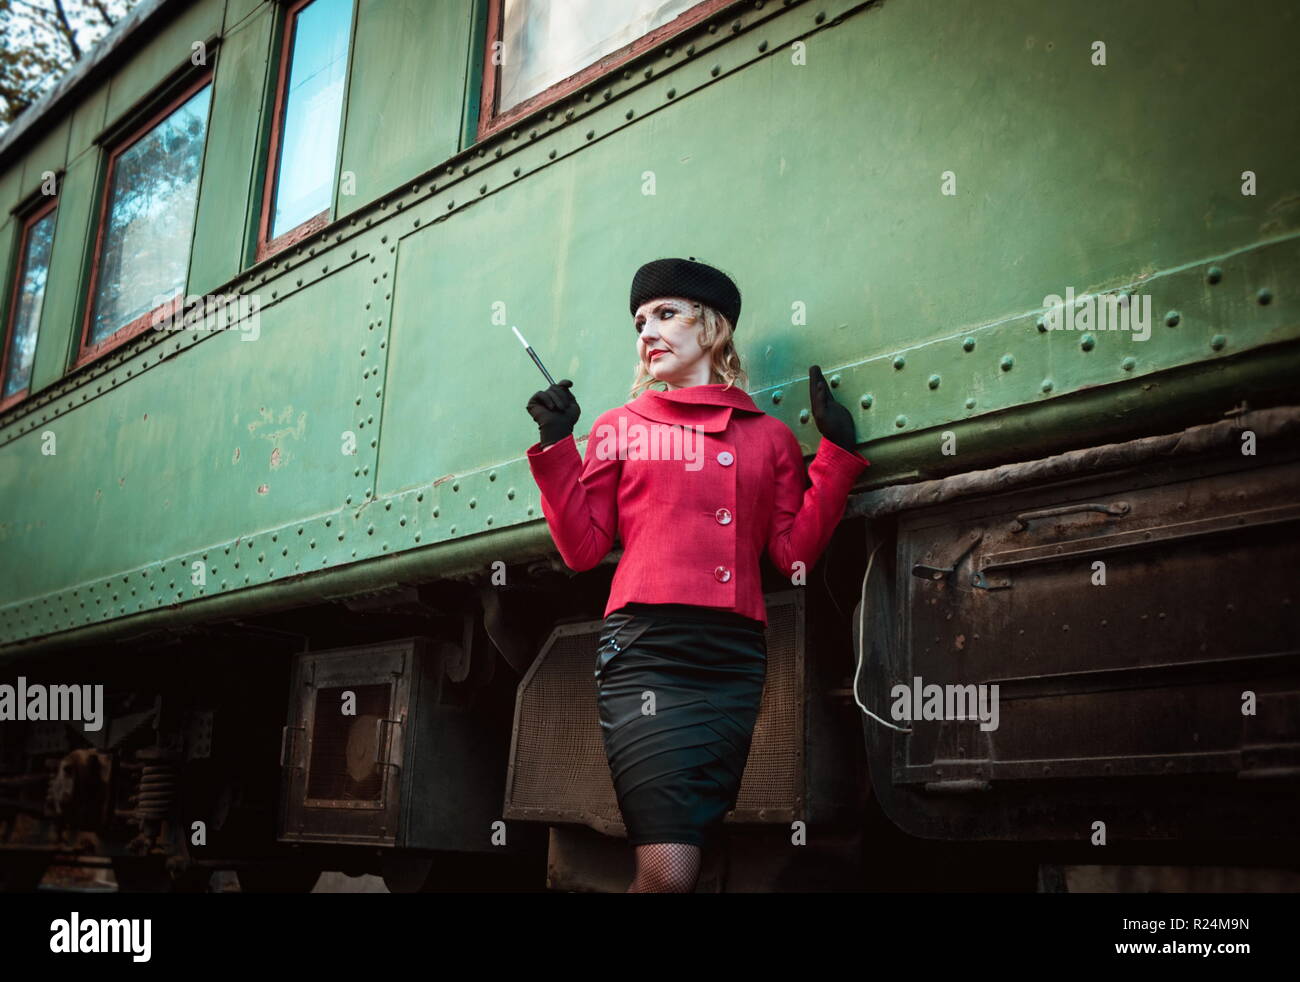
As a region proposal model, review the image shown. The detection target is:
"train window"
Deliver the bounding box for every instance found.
[478,0,736,140]
[257,0,355,262]
[1,196,58,411]
[77,74,213,369]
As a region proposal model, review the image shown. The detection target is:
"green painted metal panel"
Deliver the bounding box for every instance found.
[336,0,474,217]
[0,219,16,335]
[17,120,69,201]
[188,6,275,297]
[27,151,98,393]
[65,83,109,165]
[224,0,268,32]
[458,0,489,152]
[105,0,225,123]
[0,256,379,604]
[0,162,21,216]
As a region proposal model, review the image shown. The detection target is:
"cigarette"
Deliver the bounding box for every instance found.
[512,325,557,386]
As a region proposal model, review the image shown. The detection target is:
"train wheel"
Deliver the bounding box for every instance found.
[236,861,322,893]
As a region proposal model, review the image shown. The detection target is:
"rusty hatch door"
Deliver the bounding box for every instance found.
[863,449,1300,841]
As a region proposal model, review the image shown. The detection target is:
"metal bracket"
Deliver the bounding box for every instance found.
[911,529,984,582]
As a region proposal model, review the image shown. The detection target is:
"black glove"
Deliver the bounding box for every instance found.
[526,379,581,447]
[809,364,857,453]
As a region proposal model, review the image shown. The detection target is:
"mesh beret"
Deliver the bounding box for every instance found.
[629,257,742,330]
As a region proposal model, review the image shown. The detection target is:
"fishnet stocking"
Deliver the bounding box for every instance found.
[627,843,702,893]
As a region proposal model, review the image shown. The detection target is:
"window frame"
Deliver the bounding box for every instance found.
[476,0,739,142]
[75,69,215,371]
[255,0,356,264]
[0,193,59,412]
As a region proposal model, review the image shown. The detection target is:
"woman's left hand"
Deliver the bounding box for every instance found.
[808,364,858,452]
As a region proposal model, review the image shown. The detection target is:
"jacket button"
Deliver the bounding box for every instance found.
[714,565,732,583]
[715,508,732,525]
[717,451,734,466]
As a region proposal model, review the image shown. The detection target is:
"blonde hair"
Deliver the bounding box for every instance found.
[629,301,748,399]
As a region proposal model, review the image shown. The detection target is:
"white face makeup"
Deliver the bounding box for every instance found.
[634,296,712,389]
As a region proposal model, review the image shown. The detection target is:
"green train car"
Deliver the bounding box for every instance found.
[0,0,1296,893]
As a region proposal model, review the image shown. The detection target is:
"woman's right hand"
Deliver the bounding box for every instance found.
[526,379,581,447]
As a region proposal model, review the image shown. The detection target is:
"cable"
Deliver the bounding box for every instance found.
[853,537,912,733]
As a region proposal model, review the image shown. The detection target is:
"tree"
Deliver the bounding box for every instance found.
[0,0,138,132]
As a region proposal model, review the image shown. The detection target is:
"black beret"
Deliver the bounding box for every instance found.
[629,257,742,330]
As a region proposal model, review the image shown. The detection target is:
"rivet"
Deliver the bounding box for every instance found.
[586,130,594,140]
[965,397,976,409]
[1036,318,1047,333]
[1122,356,1137,370]
[799,409,810,423]
[962,337,975,352]
[1165,310,1180,327]
[1080,333,1096,351]
[1000,355,1014,371]
[667,88,676,99]
[1206,265,1222,284]
[893,355,905,370]
[758,40,768,52]
[433,507,440,518]
[452,481,459,491]
[1041,378,1053,393]
[860,394,873,409]
[1211,334,1226,351]
[1257,288,1273,305]
[894,415,907,428]
[772,389,783,404]
[927,374,940,390]
[815,11,826,23]
[711,65,720,76]
[548,149,556,159]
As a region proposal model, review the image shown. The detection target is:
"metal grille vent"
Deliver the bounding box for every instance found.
[306,684,391,801]
[506,593,803,834]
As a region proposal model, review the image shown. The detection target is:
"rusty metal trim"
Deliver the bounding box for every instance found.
[847,405,1300,521]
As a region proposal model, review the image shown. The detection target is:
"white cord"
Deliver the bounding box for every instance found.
[854,537,913,733]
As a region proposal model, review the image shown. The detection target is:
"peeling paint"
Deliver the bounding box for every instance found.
[257,484,269,495]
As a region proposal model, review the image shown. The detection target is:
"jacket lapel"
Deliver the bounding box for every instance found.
[626,384,762,434]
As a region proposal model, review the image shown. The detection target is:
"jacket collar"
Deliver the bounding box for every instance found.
[626,383,762,433]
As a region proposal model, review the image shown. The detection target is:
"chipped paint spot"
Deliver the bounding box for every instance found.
[257,484,269,495]
[432,474,455,486]
[955,634,966,650]
[247,405,306,469]
[232,447,240,463]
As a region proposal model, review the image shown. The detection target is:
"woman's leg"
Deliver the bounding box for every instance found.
[627,842,702,893]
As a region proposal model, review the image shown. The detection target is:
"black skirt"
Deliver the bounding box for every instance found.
[594,602,767,848]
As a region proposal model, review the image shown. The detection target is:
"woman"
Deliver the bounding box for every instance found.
[525,257,868,892]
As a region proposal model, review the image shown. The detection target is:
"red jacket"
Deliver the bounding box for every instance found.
[525,382,870,625]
